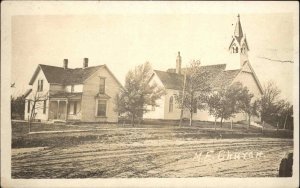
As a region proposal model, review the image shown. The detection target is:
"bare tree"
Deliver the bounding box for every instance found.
[259,81,281,123]
[175,60,211,126]
[26,91,48,132]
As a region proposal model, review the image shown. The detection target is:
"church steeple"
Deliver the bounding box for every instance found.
[234,14,244,43]
[228,14,250,69]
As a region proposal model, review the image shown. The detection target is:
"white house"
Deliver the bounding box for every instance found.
[24,58,123,123]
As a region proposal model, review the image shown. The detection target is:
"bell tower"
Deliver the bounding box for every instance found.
[228,14,250,68]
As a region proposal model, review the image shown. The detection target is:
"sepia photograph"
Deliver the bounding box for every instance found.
[1,1,299,188]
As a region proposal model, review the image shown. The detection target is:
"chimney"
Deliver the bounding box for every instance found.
[63,59,68,69]
[83,58,88,68]
[176,51,181,74]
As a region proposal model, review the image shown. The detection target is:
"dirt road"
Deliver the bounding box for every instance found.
[12,127,293,178]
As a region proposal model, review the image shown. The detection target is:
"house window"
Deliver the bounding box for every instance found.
[27,100,31,113]
[99,77,106,94]
[43,100,46,114]
[235,47,239,53]
[97,100,107,117]
[37,80,43,92]
[71,85,74,93]
[68,101,78,115]
[169,96,173,112]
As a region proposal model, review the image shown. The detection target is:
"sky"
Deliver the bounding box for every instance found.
[9,2,297,103]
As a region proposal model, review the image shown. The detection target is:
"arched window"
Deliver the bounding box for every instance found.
[235,47,239,53]
[169,96,173,112]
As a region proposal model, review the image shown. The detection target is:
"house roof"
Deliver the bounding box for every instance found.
[155,64,241,90]
[30,64,103,85]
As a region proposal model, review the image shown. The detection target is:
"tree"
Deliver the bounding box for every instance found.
[26,91,48,132]
[115,62,165,126]
[236,86,260,129]
[258,81,293,128]
[259,81,281,123]
[11,95,25,119]
[206,82,243,127]
[174,60,211,126]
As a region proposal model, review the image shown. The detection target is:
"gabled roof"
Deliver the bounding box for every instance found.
[155,64,239,90]
[212,69,241,88]
[29,64,103,85]
[154,70,184,90]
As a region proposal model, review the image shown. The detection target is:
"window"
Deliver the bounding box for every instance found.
[68,101,78,115]
[99,77,106,94]
[97,100,107,116]
[169,96,173,112]
[37,80,43,92]
[235,47,239,53]
[43,100,46,114]
[27,100,31,113]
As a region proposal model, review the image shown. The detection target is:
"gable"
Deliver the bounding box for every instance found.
[232,62,263,95]
[83,64,123,89]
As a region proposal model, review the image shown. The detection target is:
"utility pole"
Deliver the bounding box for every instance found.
[179,67,187,127]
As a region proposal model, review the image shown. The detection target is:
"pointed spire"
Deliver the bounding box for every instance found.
[234,14,243,42]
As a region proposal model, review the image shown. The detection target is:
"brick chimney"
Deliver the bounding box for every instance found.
[83,58,88,68]
[63,59,68,69]
[176,51,181,74]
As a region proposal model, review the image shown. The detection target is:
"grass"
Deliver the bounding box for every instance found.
[11,121,293,149]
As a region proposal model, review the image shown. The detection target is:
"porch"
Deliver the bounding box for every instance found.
[48,92,82,121]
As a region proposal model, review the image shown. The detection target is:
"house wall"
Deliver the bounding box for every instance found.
[49,84,65,94]
[65,85,83,92]
[24,69,50,122]
[232,65,262,122]
[81,66,121,122]
[143,73,165,119]
[163,89,189,120]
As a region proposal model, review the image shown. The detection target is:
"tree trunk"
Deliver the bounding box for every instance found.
[179,108,184,127]
[189,110,193,126]
[214,118,217,131]
[248,114,251,130]
[220,117,223,128]
[283,114,288,129]
[131,115,135,127]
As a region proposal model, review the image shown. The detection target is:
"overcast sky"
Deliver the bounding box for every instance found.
[8,2,297,103]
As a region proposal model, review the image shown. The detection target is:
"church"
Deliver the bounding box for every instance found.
[144,15,263,122]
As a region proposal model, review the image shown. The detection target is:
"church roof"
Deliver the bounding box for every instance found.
[154,64,240,90]
[154,70,184,90]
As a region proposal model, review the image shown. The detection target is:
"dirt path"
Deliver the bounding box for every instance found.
[12,137,293,178]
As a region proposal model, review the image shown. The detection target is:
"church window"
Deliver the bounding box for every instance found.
[235,47,239,53]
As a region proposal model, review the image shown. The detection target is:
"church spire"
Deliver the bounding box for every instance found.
[234,14,243,43]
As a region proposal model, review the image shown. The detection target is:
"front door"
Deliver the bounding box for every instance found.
[49,101,67,120]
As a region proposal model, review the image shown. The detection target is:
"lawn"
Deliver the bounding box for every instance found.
[11,121,293,178]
